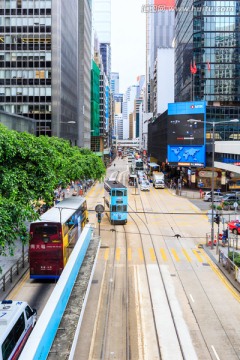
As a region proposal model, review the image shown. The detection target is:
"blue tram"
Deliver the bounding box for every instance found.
[104,180,128,225]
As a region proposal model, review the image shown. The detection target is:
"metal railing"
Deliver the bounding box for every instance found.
[219,249,240,284]
[0,251,29,292]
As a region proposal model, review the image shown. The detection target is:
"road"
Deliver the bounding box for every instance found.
[74,157,240,360]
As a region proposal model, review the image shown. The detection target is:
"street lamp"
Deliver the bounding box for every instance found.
[188,118,239,249]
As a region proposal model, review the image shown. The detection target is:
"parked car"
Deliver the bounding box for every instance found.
[228,220,240,235]
[140,180,150,191]
[221,193,240,203]
[203,191,224,202]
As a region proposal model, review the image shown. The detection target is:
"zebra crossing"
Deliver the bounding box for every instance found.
[100,246,208,264]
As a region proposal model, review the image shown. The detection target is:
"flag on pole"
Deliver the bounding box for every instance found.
[190,61,197,74]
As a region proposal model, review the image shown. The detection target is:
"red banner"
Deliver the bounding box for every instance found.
[154,0,175,8]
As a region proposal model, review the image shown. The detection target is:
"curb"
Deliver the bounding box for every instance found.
[203,245,240,293]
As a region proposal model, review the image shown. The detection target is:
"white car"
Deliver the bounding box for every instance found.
[203,191,224,202]
[140,180,150,191]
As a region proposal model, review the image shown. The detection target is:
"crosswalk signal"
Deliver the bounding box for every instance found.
[214,214,220,225]
[97,212,102,223]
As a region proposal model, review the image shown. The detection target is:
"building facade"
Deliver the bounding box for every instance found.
[175,0,240,104]
[0,0,91,147]
[92,0,111,44]
[111,72,119,94]
[174,0,240,177]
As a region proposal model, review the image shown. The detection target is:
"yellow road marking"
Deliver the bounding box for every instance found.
[200,250,240,302]
[104,248,109,261]
[138,248,144,261]
[171,248,180,262]
[149,248,156,262]
[116,248,120,261]
[128,248,132,261]
[182,249,192,262]
[8,270,29,299]
[192,249,203,263]
[160,248,167,261]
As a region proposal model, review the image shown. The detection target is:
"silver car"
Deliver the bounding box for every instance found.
[203,191,224,202]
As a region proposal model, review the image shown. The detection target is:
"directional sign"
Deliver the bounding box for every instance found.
[95,204,105,213]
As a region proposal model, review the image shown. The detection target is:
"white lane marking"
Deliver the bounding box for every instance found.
[211,345,221,360]
[189,294,195,303]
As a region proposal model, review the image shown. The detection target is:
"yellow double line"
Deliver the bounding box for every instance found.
[200,250,240,302]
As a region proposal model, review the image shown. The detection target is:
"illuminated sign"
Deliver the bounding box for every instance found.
[167,101,206,166]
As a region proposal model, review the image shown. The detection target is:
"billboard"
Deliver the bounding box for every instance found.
[167,101,206,166]
[168,113,204,145]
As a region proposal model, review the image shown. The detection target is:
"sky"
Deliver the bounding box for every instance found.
[111,0,146,94]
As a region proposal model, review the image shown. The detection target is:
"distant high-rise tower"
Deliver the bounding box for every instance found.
[111,72,120,94]
[146,4,175,113]
[92,0,111,44]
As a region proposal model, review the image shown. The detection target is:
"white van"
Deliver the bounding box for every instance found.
[0,300,37,360]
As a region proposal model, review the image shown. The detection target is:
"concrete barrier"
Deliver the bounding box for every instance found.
[19,224,93,360]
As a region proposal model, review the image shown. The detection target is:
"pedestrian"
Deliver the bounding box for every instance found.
[62,191,65,199]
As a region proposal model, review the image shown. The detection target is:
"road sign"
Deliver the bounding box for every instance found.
[95,204,105,213]
[234,202,238,209]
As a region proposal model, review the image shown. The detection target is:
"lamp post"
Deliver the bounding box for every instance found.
[188,118,239,249]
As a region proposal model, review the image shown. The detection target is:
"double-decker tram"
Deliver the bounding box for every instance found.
[104,180,128,225]
[29,197,88,280]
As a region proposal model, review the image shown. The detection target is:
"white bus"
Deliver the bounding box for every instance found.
[0,300,37,360]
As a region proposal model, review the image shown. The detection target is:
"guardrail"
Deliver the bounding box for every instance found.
[0,251,29,292]
[219,249,240,284]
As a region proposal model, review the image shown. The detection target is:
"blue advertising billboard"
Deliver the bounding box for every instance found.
[167,101,206,166]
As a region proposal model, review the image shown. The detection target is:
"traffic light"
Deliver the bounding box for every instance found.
[97,212,102,223]
[214,214,220,225]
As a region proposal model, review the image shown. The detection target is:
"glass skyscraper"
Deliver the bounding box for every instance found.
[175,0,240,104]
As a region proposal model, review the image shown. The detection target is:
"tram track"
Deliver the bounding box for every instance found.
[96,221,131,360]
[127,201,185,359]
[99,165,239,358]
[145,187,240,359]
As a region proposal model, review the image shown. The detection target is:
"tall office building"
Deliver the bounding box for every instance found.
[111,72,119,94]
[92,0,111,44]
[78,0,92,148]
[92,0,112,149]
[122,85,138,139]
[174,0,240,178]
[0,0,92,148]
[175,0,240,104]
[100,43,111,81]
[146,3,175,113]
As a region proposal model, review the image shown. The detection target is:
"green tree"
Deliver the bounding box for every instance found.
[0,124,105,257]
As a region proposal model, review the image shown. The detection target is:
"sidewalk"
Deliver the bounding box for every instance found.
[204,244,240,293]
